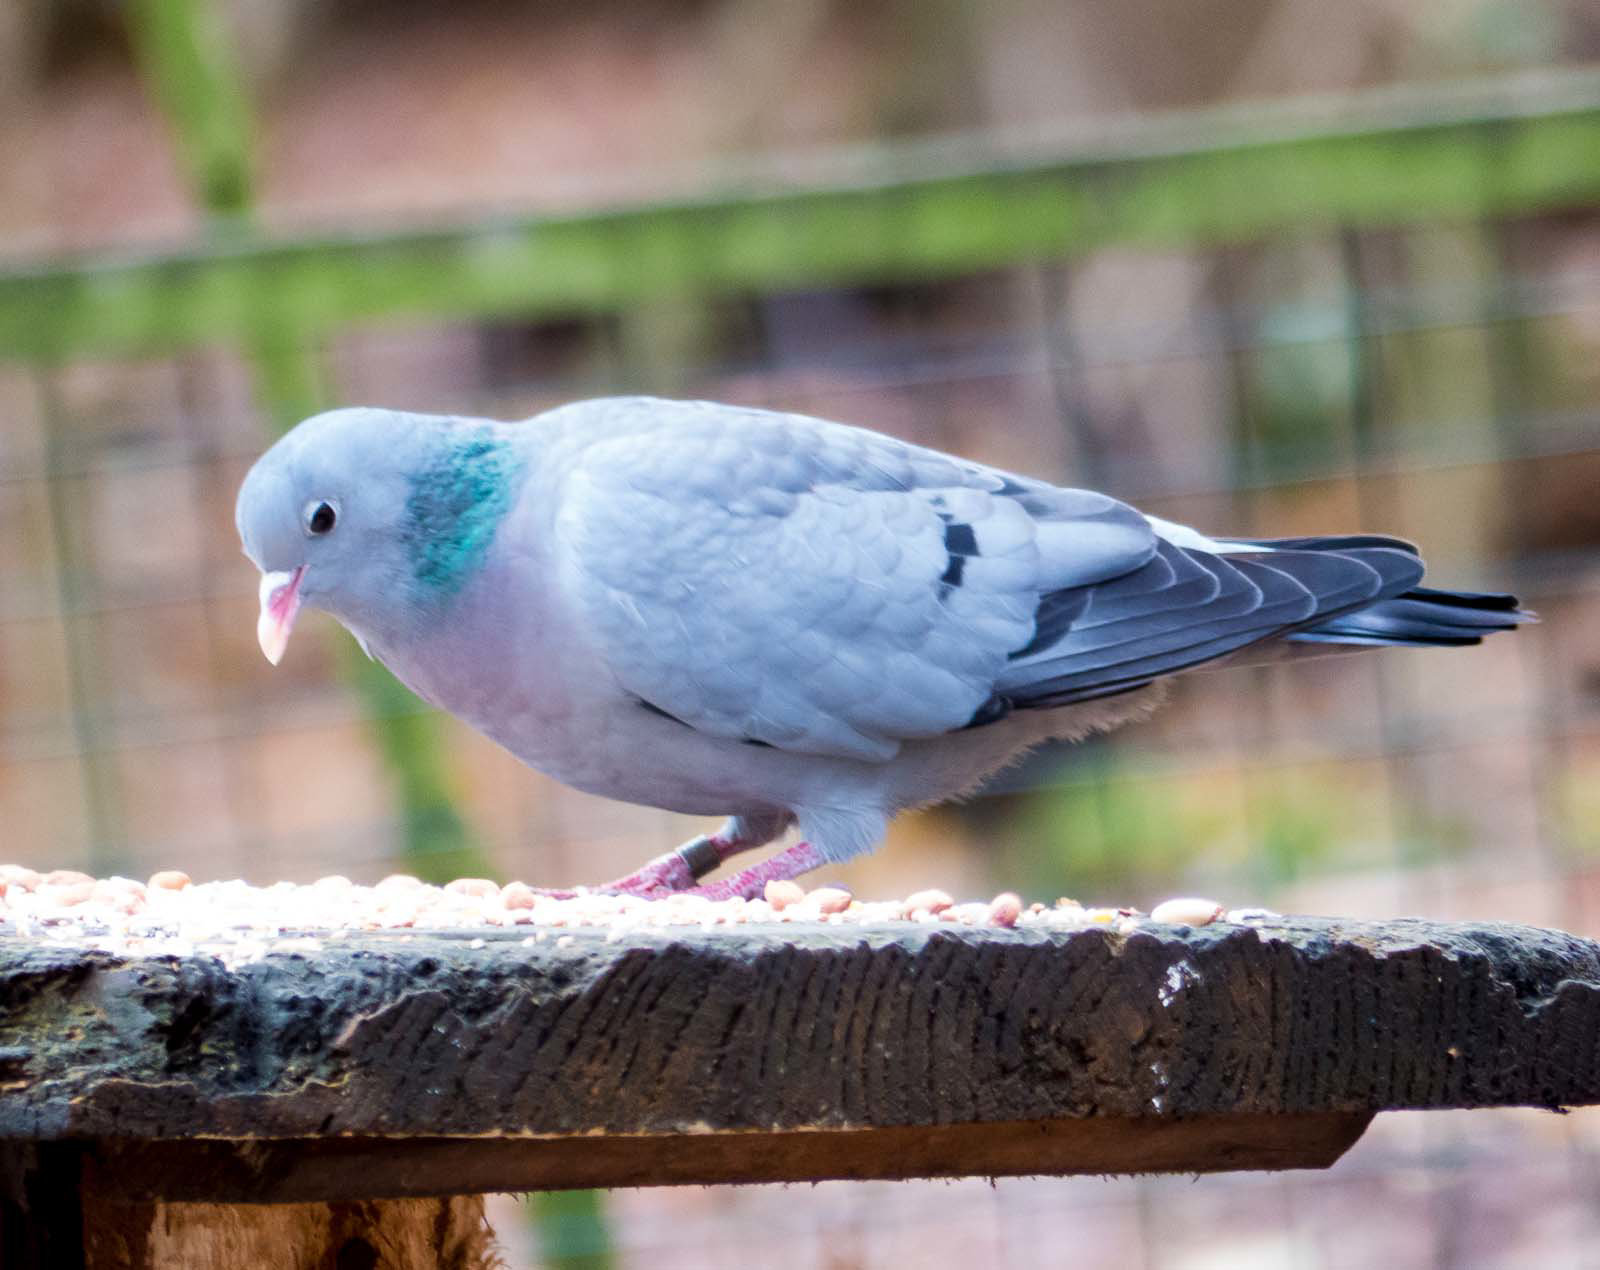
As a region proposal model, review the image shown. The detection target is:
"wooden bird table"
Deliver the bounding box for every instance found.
[4,912,1600,1267]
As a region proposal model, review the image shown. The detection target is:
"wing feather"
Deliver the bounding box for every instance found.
[554,399,1154,760]
[549,398,1439,762]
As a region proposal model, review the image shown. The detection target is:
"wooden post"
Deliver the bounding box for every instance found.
[0,1143,496,1270]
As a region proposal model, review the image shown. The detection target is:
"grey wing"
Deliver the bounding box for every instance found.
[994,535,1426,707]
[553,399,1426,761]
[552,400,1155,761]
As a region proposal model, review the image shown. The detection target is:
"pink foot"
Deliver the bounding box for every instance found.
[594,833,741,899]
[673,841,825,901]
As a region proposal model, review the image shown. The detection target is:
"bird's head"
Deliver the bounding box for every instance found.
[238,406,524,665]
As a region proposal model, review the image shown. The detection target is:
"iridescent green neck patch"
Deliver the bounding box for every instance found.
[404,427,525,598]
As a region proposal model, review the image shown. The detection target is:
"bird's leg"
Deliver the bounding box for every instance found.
[673,840,826,902]
[588,837,724,898]
[594,812,795,899]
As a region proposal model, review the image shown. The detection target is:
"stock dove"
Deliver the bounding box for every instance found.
[236,398,1529,898]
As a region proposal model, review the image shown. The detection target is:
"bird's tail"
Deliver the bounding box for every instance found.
[1289,585,1530,647]
[1241,536,1535,648]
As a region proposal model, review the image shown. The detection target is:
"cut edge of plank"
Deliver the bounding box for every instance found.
[80,1112,1376,1202]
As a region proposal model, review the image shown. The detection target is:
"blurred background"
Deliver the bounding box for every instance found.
[4,1,1600,1266]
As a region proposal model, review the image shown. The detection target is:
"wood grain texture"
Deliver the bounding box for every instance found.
[79,1191,501,1270]
[4,915,1600,1196]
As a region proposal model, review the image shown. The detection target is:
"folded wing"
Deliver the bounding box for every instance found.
[552,398,1519,763]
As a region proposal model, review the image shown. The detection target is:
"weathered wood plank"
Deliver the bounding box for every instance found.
[4,913,1600,1201]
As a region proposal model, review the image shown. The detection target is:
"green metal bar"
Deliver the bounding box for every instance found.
[125,0,255,220]
[120,0,489,885]
[5,72,1600,362]
[35,373,128,875]
[345,647,487,884]
[244,342,491,887]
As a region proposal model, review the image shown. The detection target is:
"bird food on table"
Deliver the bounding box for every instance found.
[0,865,1237,953]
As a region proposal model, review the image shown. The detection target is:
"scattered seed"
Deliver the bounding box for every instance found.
[764,879,805,910]
[91,880,146,915]
[376,902,420,929]
[500,881,538,910]
[0,860,1163,944]
[0,866,40,892]
[1149,897,1225,927]
[901,888,954,918]
[987,892,1023,928]
[808,887,853,915]
[445,878,500,899]
[46,881,95,907]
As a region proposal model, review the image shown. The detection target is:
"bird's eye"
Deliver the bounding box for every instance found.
[305,500,338,535]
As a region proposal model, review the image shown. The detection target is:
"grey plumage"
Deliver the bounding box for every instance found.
[235,397,1531,897]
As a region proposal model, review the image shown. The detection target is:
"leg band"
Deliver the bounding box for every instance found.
[675,834,724,881]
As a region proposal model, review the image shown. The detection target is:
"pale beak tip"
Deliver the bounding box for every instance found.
[256,567,304,666]
[257,612,288,665]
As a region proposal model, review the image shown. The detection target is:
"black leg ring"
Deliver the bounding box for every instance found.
[675,835,723,881]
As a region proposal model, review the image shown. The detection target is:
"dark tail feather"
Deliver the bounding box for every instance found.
[1289,586,1534,648]
[1240,533,1421,556]
[1235,535,1533,648]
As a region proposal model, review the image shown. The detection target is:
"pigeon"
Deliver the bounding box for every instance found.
[235,397,1531,899]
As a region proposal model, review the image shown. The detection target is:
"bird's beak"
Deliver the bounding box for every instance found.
[257,566,306,666]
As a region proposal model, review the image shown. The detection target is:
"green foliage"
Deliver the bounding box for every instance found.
[1012,753,1226,900]
[1244,304,1357,475]
[528,1189,616,1270]
[1012,748,1470,902]
[1558,759,1600,855]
